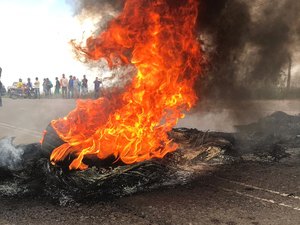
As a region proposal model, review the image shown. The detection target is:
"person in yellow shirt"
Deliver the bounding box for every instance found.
[17,78,23,88]
[16,78,25,95]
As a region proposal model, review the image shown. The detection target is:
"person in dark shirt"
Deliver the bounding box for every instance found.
[81,75,88,96]
[26,78,32,89]
[25,78,33,98]
[68,75,74,98]
[54,77,60,96]
[46,78,53,97]
[94,77,102,99]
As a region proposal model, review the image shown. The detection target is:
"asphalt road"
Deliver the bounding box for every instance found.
[0,98,299,224]
[2,98,300,143]
[0,98,76,144]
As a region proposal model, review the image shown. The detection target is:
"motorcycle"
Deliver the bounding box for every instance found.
[8,87,35,99]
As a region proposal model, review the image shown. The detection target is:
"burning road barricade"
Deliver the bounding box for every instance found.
[0,111,299,204]
[0,0,211,202]
[0,0,299,204]
[48,0,203,172]
[0,125,234,203]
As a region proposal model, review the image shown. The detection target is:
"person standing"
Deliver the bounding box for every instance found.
[45,78,53,97]
[43,78,47,96]
[54,77,60,97]
[0,79,2,107]
[73,76,79,98]
[81,75,88,97]
[77,77,81,97]
[46,78,53,97]
[68,75,74,98]
[60,74,68,98]
[93,77,102,99]
[0,67,2,107]
[26,78,33,98]
[34,77,40,98]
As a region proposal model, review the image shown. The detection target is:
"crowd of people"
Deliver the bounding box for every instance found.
[13,74,103,99]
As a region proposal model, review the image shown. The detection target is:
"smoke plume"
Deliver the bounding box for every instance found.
[0,137,24,170]
[67,0,300,129]
[67,0,123,34]
[69,0,300,99]
[197,0,300,100]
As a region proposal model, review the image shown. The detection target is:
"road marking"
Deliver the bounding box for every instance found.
[215,176,300,201]
[210,176,300,212]
[0,122,41,138]
[218,186,300,212]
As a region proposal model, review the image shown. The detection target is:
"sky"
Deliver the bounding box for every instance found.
[0,0,96,87]
[1,0,299,89]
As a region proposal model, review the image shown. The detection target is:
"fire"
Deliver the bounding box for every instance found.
[50,0,203,170]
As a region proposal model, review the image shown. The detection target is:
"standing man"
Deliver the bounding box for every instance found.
[81,75,88,97]
[68,75,74,98]
[73,76,79,98]
[93,77,102,99]
[43,78,47,96]
[60,74,68,98]
[77,77,81,97]
[0,67,2,107]
[46,78,53,97]
[26,78,33,98]
[54,77,60,97]
[34,77,40,98]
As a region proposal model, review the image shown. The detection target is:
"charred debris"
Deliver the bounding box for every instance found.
[0,111,299,204]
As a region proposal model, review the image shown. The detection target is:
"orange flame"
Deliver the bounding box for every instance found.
[50,0,203,170]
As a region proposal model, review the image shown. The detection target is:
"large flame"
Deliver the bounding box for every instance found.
[50,0,203,170]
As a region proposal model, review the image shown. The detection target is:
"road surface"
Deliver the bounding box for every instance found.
[0,98,76,144]
[2,98,300,144]
[0,98,299,224]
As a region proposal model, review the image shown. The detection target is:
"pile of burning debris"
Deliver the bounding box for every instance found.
[0,111,299,204]
[1,0,300,205]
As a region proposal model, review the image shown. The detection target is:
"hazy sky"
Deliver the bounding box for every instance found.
[0,0,94,86]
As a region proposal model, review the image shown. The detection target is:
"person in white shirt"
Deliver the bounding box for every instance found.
[33,77,40,99]
[60,74,68,98]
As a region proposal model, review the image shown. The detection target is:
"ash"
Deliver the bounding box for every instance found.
[0,111,299,205]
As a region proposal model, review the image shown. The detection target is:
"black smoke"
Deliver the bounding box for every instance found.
[67,0,300,126]
[197,0,300,100]
[70,0,300,99]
